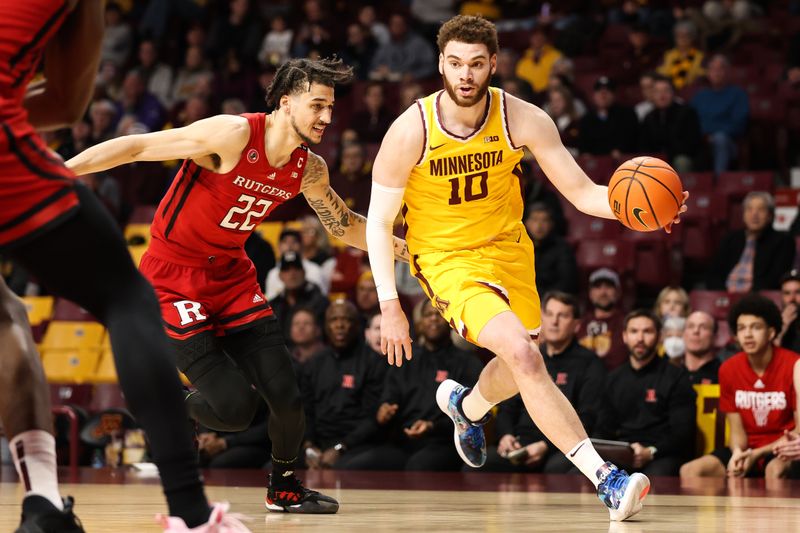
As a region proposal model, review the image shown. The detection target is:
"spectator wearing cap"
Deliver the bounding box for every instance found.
[524,202,578,295]
[265,229,327,300]
[682,311,722,385]
[578,268,629,371]
[690,54,749,175]
[707,192,795,293]
[268,251,329,339]
[577,76,639,158]
[515,27,563,96]
[776,270,800,354]
[639,74,702,173]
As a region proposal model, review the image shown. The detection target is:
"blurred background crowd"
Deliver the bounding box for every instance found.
[2,0,800,479]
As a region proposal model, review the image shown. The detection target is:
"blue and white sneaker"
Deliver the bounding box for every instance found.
[596,462,650,521]
[435,379,489,468]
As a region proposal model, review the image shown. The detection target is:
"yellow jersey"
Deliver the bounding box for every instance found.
[404,87,525,254]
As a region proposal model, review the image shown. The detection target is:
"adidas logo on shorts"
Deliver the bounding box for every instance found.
[252,294,264,304]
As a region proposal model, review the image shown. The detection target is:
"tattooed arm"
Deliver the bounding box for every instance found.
[301,152,409,263]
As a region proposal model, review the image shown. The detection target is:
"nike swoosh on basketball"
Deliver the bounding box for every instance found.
[429,142,447,151]
[632,207,650,228]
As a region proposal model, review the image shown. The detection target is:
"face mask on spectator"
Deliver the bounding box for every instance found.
[663,336,685,359]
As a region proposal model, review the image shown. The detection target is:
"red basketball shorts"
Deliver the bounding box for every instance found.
[139,252,274,340]
[0,128,78,249]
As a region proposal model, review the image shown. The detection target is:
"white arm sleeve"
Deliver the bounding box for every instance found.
[366,181,406,302]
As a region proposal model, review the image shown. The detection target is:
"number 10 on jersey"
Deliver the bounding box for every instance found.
[448,171,488,205]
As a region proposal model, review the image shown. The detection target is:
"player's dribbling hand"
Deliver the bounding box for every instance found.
[379,300,413,367]
[664,191,689,234]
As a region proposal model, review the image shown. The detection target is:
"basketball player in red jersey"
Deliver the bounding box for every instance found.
[681,294,800,479]
[67,57,410,513]
[0,1,248,531]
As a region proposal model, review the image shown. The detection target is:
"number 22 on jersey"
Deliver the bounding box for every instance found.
[220,193,273,231]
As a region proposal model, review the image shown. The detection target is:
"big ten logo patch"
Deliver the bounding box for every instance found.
[341,374,355,389]
[173,300,207,325]
[483,135,499,143]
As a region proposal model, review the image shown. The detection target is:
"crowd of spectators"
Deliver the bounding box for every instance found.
[3,0,800,479]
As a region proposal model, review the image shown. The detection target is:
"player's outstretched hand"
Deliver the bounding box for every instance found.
[379,300,413,367]
[664,190,689,234]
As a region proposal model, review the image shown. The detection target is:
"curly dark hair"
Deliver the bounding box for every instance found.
[728,293,782,334]
[436,15,498,56]
[265,57,354,109]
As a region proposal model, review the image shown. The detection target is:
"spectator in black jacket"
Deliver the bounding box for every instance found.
[352,300,484,470]
[525,202,578,295]
[300,300,387,470]
[640,74,702,173]
[707,192,795,292]
[485,292,605,473]
[269,252,329,340]
[595,309,697,476]
[577,76,638,158]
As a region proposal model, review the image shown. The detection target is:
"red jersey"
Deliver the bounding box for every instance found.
[148,113,307,266]
[719,346,799,449]
[0,0,69,137]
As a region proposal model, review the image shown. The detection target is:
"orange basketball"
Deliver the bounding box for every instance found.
[607,156,683,232]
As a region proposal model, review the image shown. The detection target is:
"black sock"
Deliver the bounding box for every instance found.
[270,455,297,485]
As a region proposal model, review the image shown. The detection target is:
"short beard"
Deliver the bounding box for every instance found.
[593,300,616,312]
[290,115,317,145]
[442,73,491,108]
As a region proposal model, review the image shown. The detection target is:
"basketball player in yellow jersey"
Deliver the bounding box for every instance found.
[366,16,687,522]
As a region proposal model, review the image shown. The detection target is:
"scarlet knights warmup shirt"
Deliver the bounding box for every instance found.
[148,113,307,266]
[719,347,799,449]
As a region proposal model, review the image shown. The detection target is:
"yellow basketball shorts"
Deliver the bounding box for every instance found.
[410,225,541,345]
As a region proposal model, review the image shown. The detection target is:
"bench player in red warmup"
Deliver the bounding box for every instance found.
[67,57,409,513]
[0,1,249,532]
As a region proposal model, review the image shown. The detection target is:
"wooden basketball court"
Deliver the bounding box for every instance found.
[1,468,798,532]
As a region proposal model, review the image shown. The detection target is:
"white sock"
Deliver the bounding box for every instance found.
[461,383,496,422]
[10,430,64,510]
[567,438,607,488]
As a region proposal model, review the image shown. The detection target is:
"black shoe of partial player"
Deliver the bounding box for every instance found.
[265,474,339,514]
[15,495,85,533]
